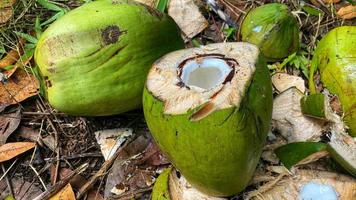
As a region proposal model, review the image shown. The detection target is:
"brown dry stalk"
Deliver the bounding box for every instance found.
[76,137,134,199]
[32,163,89,200]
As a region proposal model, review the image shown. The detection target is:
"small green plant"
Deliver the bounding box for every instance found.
[156,0,168,12]
[269,45,310,78]
[223,27,236,40]
[36,0,68,26]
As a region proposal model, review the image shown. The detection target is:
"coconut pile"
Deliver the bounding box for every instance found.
[0,0,355,200]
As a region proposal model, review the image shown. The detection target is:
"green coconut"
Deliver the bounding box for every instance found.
[241,3,299,61]
[143,43,273,196]
[309,26,356,136]
[34,0,184,116]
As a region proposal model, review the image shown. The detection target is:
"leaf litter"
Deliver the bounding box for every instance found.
[0,0,355,199]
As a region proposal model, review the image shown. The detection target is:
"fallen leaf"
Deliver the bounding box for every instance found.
[49,184,76,200]
[323,0,341,3]
[337,5,356,20]
[104,134,161,198]
[271,73,305,93]
[49,166,104,199]
[95,128,132,160]
[0,7,12,24]
[3,50,34,78]
[168,0,208,39]
[272,88,325,142]
[50,166,86,188]
[42,134,56,151]
[87,189,105,200]
[0,107,21,144]
[17,126,39,141]
[0,177,43,199]
[0,69,40,108]
[0,38,25,69]
[0,142,36,162]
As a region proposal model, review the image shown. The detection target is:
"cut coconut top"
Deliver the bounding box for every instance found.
[146,42,259,121]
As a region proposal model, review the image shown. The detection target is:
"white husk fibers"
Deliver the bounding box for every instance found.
[146,43,258,118]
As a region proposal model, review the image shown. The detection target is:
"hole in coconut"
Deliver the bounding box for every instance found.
[180,58,232,90]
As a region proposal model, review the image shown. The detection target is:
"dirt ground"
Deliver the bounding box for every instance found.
[0,0,355,199]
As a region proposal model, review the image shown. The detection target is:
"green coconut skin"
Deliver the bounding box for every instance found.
[151,167,172,200]
[241,3,299,61]
[143,56,272,196]
[35,0,184,116]
[309,26,356,136]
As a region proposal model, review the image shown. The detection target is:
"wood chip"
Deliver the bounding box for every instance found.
[168,0,208,39]
[272,88,325,142]
[271,73,306,93]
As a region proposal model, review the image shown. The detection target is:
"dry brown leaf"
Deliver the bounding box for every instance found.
[50,184,76,200]
[0,0,16,24]
[0,38,25,68]
[323,0,341,3]
[49,166,104,199]
[0,177,43,199]
[0,141,35,162]
[0,7,12,24]
[337,5,356,19]
[0,69,40,108]
[0,107,21,144]
[3,51,33,78]
[105,135,160,198]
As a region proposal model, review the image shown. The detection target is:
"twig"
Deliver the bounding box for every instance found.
[1,163,15,197]
[0,159,17,182]
[76,137,133,199]
[32,163,89,200]
[44,152,103,162]
[36,99,61,184]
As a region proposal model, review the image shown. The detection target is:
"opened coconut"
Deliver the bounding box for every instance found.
[143,42,272,196]
[309,26,356,136]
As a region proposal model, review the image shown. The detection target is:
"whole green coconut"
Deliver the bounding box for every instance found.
[309,26,356,136]
[35,0,184,116]
[241,3,299,61]
[143,43,273,196]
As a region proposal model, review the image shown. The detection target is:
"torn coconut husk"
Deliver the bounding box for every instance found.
[327,132,356,177]
[309,26,356,136]
[152,167,226,200]
[35,0,184,116]
[249,170,356,200]
[275,142,328,169]
[143,42,272,196]
[271,72,305,93]
[272,87,325,142]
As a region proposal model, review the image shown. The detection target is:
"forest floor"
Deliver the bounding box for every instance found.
[0,0,355,199]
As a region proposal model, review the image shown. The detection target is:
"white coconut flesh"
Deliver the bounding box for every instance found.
[146,43,259,121]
